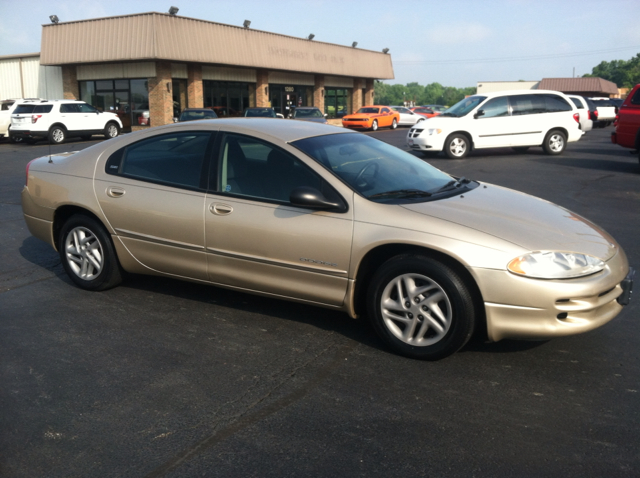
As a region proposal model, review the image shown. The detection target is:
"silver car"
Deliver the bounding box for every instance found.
[21,119,634,360]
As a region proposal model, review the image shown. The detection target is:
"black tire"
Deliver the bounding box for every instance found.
[371,120,378,131]
[512,146,529,153]
[543,130,566,155]
[48,126,66,144]
[367,254,476,360]
[58,214,123,291]
[104,122,120,139]
[391,118,398,129]
[444,133,470,159]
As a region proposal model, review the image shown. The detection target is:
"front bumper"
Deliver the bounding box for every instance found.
[471,251,632,342]
[406,130,446,152]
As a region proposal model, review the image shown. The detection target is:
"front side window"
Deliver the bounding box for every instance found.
[78,103,98,113]
[358,107,379,114]
[443,96,486,117]
[218,134,338,204]
[107,132,212,190]
[479,97,509,118]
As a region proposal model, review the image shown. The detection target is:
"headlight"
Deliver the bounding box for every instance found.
[507,251,605,279]
[428,128,442,135]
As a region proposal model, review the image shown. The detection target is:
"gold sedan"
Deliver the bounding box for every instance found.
[21,119,634,360]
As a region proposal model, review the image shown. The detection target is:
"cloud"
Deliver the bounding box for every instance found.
[425,22,492,45]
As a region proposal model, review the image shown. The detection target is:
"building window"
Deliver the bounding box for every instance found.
[324,89,351,118]
[203,81,254,117]
[79,79,150,131]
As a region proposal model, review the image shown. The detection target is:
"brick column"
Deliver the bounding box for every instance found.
[256,69,269,107]
[314,75,325,112]
[365,79,374,106]
[187,64,203,108]
[61,65,79,100]
[352,78,364,112]
[148,61,173,126]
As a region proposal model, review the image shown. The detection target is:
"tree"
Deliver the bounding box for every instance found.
[583,53,640,88]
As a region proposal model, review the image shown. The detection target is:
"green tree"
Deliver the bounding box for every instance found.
[583,53,640,88]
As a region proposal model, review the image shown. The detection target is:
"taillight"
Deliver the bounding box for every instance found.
[25,159,35,186]
[31,114,42,124]
[573,113,580,123]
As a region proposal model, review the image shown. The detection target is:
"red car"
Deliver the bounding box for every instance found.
[410,107,440,119]
[611,84,640,162]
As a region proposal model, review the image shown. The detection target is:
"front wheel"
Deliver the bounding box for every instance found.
[391,118,398,129]
[367,255,476,360]
[104,122,120,139]
[48,126,66,144]
[444,133,470,159]
[543,130,566,155]
[371,120,378,131]
[58,214,123,291]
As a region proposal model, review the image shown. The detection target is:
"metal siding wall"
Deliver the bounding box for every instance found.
[171,63,188,78]
[77,62,156,80]
[269,71,314,85]
[38,65,63,99]
[0,59,23,98]
[20,58,41,97]
[202,66,257,82]
[325,76,354,88]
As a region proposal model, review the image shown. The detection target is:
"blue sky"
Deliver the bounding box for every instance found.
[1,0,639,88]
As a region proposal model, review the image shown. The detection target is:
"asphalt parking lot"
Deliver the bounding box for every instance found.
[1,127,638,477]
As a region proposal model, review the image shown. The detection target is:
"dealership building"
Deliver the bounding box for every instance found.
[0,11,394,131]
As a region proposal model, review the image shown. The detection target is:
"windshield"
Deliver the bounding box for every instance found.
[294,109,323,118]
[293,133,458,202]
[441,96,486,117]
[180,110,217,121]
[244,108,276,117]
[357,107,380,114]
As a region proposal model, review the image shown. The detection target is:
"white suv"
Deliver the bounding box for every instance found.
[1,98,45,143]
[407,90,582,158]
[10,99,123,144]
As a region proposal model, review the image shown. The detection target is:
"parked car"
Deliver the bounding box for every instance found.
[407,90,582,159]
[21,119,633,360]
[423,105,447,113]
[290,107,328,123]
[567,95,593,133]
[0,98,45,142]
[342,106,400,131]
[177,108,218,122]
[611,83,640,162]
[243,107,284,118]
[211,106,241,117]
[589,98,617,127]
[390,106,427,126]
[410,107,440,119]
[11,99,122,144]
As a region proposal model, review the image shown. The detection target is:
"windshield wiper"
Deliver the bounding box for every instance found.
[369,189,432,199]
[434,177,472,193]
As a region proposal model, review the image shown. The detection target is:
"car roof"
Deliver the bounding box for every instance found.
[478,89,571,99]
[153,118,351,143]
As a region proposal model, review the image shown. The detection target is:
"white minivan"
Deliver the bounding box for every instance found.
[407,90,582,158]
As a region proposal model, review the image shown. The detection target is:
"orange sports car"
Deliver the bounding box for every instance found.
[410,106,441,118]
[342,106,400,131]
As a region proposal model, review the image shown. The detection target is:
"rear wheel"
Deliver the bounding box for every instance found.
[58,214,123,291]
[444,133,469,159]
[543,130,566,155]
[371,120,378,132]
[104,122,120,139]
[48,126,66,144]
[367,255,476,360]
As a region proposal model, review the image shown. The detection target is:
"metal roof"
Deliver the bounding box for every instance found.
[538,77,618,95]
[40,12,394,80]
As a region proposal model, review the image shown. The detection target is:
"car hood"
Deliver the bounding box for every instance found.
[400,183,617,260]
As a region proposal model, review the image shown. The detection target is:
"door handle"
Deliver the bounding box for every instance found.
[106,186,125,198]
[209,203,233,215]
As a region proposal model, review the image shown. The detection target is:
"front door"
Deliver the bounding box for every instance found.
[204,132,353,306]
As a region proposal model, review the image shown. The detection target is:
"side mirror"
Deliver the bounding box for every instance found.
[290,186,342,210]
[474,109,485,119]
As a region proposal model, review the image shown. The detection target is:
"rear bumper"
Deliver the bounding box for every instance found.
[10,129,48,139]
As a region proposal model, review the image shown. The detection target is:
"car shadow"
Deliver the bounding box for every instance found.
[18,236,548,359]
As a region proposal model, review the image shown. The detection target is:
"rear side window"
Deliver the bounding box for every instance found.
[544,94,572,112]
[33,105,53,113]
[14,105,36,114]
[631,89,640,105]
[106,132,213,190]
[510,95,544,115]
[570,98,584,109]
